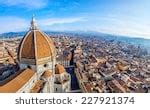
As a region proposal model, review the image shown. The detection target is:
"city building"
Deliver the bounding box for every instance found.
[0,17,71,93]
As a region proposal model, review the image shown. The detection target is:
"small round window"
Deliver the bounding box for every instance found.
[44,64,48,68]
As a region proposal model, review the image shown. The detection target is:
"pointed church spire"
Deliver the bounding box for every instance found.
[30,15,38,30]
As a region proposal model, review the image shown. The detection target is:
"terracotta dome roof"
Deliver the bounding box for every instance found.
[55,64,65,74]
[42,70,53,78]
[18,17,56,64]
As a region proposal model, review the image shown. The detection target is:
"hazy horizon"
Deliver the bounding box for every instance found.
[0,0,150,39]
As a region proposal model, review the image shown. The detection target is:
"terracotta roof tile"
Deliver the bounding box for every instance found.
[0,69,35,93]
[55,64,65,74]
[30,80,44,93]
[42,70,53,78]
[18,30,56,61]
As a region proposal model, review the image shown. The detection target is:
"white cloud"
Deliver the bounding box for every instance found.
[94,16,150,39]
[0,16,84,33]
[0,15,150,39]
[0,16,28,33]
[38,17,84,26]
[0,0,48,9]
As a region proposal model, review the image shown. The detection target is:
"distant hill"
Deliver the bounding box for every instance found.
[0,31,71,38]
[0,32,25,39]
[0,31,150,51]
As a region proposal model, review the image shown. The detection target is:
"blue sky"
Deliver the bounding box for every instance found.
[0,0,150,39]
